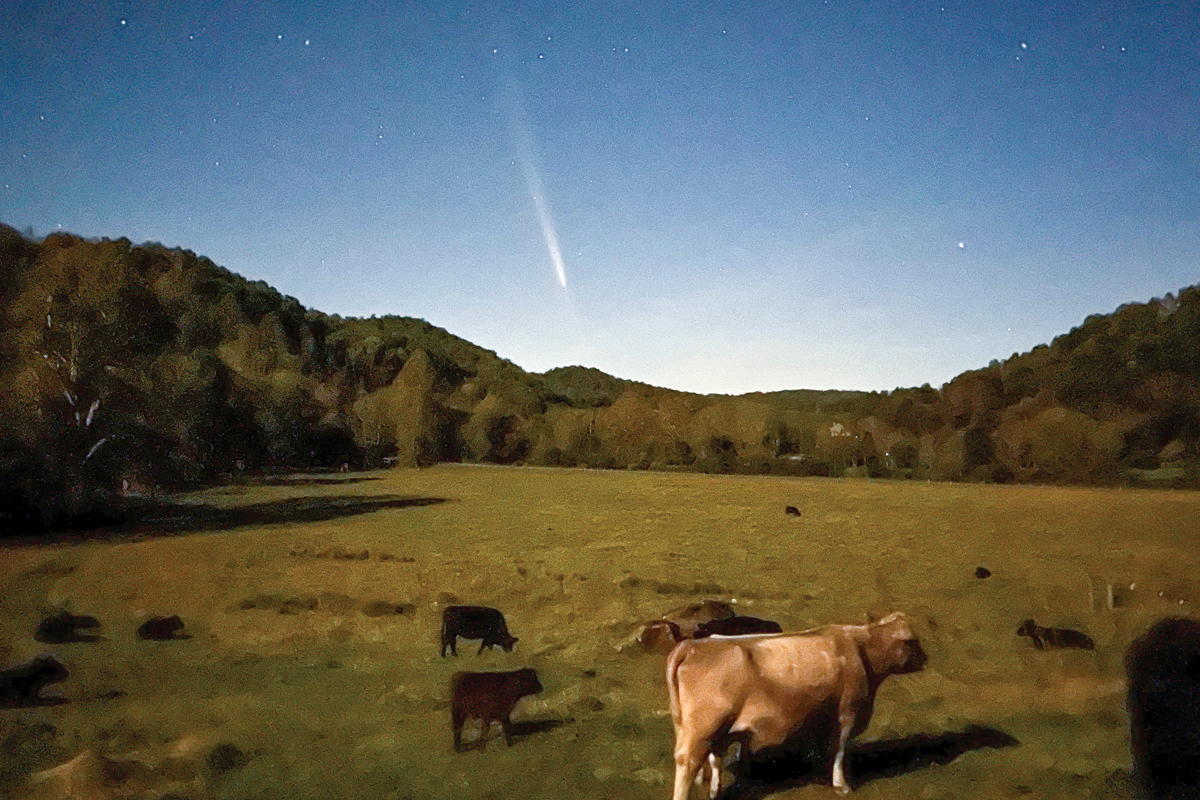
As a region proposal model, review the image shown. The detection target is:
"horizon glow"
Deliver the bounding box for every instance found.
[1,3,1197,395]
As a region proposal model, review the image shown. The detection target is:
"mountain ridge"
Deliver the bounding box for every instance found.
[2,222,1197,530]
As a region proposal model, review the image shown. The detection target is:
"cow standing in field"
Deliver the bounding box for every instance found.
[1127,617,1200,799]
[667,612,927,798]
[441,606,518,656]
[450,668,544,750]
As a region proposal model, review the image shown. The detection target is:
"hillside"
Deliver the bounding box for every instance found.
[1,223,1197,531]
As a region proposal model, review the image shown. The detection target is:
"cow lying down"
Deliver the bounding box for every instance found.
[1016,619,1095,650]
[667,612,927,798]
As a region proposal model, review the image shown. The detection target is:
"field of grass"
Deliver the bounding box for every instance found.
[3,465,1200,799]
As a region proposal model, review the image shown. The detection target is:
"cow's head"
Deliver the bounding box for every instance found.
[501,634,519,652]
[32,655,69,683]
[516,668,544,696]
[868,612,927,675]
[638,620,683,651]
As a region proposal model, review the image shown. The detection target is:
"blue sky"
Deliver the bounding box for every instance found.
[3,1,1198,393]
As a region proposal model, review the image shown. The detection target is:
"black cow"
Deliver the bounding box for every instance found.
[441,606,518,656]
[0,655,69,706]
[1127,617,1200,799]
[662,600,736,639]
[450,668,544,750]
[35,611,101,643]
[137,615,188,641]
[1017,619,1095,650]
[693,615,783,638]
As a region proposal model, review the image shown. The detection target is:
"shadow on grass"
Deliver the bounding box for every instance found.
[729,724,1020,798]
[0,696,69,710]
[239,475,385,488]
[454,719,568,752]
[3,495,448,546]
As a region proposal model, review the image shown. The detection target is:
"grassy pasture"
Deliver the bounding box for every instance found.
[2,465,1199,799]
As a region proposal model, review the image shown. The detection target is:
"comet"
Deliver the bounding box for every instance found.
[522,162,568,288]
[503,79,568,289]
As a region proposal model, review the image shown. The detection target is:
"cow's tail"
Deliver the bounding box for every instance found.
[666,641,690,727]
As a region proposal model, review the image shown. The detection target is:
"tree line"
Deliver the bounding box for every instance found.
[1,223,1197,533]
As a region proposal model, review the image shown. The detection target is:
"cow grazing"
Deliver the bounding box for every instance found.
[450,668,544,750]
[663,600,736,639]
[639,620,684,653]
[1016,619,1095,650]
[667,611,927,798]
[975,566,992,579]
[694,616,783,639]
[441,606,517,656]
[0,655,69,706]
[35,611,101,644]
[137,615,188,641]
[785,506,802,518]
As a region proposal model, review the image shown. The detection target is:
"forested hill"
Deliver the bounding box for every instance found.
[1,223,1198,529]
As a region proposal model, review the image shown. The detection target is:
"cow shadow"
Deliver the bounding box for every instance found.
[0,696,68,710]
[727,724,1020,799]
[248,475,384,487]
[454,719,567,751]
[4,495,448,545]
[510,719,567,740]
[126,495,449,534]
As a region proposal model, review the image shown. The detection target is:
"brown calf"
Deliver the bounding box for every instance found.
[450,668,544,750]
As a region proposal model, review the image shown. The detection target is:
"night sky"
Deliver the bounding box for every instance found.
[3,2,1198,394]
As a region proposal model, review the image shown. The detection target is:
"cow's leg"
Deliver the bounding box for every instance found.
[708,751,720,798]
[502,716,514,746]
[830,709,855,795]
[673,738,705,800]
[451,711,467,751]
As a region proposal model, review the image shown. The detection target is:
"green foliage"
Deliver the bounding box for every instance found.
[541,366,628,408]
[3,220,1200,534]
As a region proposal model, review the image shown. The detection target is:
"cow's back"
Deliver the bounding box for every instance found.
[670,632,852,750]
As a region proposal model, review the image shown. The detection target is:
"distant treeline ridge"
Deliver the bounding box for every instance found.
[2,223,1198,530]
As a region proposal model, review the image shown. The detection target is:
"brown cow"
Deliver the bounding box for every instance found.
[450,668,544,750]
[638,620,684,653]
[667,612,926,798]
